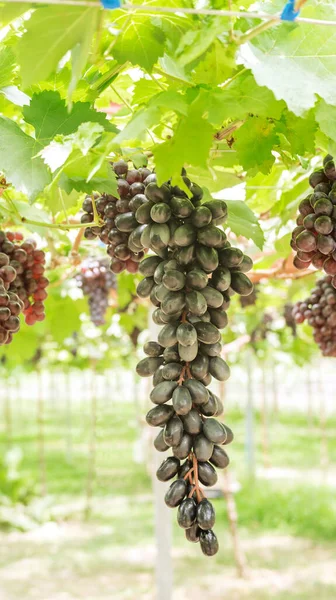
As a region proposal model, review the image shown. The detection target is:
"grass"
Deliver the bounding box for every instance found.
[1,391,336,598]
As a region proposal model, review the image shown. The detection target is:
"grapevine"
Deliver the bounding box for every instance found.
[134,174,253,556]
[75,258,117,326]
[291,155,336,281]
[293,276,336,356]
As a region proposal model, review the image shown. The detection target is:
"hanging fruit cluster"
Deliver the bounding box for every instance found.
[75,257,117,326]
[293,276,336,356]
[81,161,152,273]
[291,155,336,282]
[131,172,253,556]
[0,231,48,344]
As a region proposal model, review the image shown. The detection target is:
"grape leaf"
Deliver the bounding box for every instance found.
[0,47,16,89]
[59,151,118,195]
[113,106,162,144]
[234,117,279,175]
[276,110,317,156]
[159,54,191,84]
[113,15,165,71]
[238,23,336,115]
[193,40,234,85]
[44,292,85,343]
[271,176,310,222]
[225,200,265,249]
[23,90,116,146]
[149,90,188,115]
[176,20,223,67]
[186,165,242,193]
[0,3,28,25]
[42,123,104,172]
[132,79,161,106]
[315,99,336,146]
[0,117,50,200]
[207,71,285,127]
[68,8,99,105]
[17,6,99,89]
[153,102,215,183]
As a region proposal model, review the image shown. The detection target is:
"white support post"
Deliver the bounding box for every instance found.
[148,310,173,600]
[245,350,255,480]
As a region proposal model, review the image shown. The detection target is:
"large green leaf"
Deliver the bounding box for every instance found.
[113,106,161,144]
[176,20,222,67]
[59,150,118,195]
[44,292,85,344]
[238,20,336,115]
[0,117,50,200]
[225,200,265,249]
[207,71,286,127]
[276,110,317,156]
[17,6,99,89]
[23,90,115,146]
[0,3,28,25]
[113,14,165,71]
[234,117,279,175]
[153,92,215,183]
[193,40,234,85]
[315,100,336,146]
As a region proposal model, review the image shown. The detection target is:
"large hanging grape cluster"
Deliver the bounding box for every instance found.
[81,161,152,274]
[135,175,253,556]
[293,276,336,356]
[291,155,336,281]
[75,258,117,326]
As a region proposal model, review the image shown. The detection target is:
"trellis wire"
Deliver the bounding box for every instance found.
[1,0,336,28]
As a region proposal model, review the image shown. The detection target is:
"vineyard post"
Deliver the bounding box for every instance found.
[317,361,329,479]
[219,378,247,578]
[64,368,73,464]
[306,367,313,429]
[3,369,12,450]
[271,361,278,417]
[149,309,173,600]
[37,368,47,497]
[85,362,98,520]
[261,363,270,469]
[245,350,255,479]
[222,469,248,579]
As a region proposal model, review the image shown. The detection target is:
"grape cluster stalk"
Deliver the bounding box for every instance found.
[134,174,254,556]
[291,155,336,282]
[293,276,336,356]
[81,161,154,273]
[75,258,117,326]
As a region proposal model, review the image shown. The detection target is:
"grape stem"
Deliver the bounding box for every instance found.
[177,365,187,386]
[183,467,194,480]
[192,452,203,503]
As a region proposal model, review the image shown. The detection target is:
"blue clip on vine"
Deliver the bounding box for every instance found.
[280,0,300,21]
[100,0,120,9]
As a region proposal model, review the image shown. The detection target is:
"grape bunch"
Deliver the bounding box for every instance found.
[240,283,258,308]
[135,176,253,556]
[7,235,48,325]
[291,155,336,281]
[0,277,23,345]
[293,276,336,356]
[75,257,117,326]
[81,161,153,273]
[284,302,296,336]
